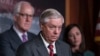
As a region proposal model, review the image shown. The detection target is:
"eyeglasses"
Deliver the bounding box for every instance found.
[18,13,33,18]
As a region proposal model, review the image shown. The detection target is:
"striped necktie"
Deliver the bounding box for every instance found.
[48,44,54,56]
[22,33,28,42]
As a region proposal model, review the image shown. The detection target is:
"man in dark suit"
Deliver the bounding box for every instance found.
[16,8,72,56]
[0,1,36,56]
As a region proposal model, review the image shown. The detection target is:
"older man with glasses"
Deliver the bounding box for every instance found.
[0,1,36,56]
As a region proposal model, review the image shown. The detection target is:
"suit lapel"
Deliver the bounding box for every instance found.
[10,27,22,45]
[5,27,23,51]
[27,32,33,40]
[10,28,34,45]
[55,41,63,56]
[35,34,49,56]
[37,45,49,56]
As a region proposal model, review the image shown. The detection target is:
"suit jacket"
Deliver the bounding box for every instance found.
[16,33,72,56]
[0,27,36,56]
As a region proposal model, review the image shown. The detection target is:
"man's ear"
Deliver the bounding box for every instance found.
[40,24,43,29]
[13,16,17,21]
[13,14,19,22]
[40,23,44,30]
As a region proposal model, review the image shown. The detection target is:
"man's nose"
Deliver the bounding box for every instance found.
[54,28,59,34]
[26,16,32,21]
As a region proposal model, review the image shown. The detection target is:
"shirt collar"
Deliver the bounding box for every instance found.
[40,33,56,54]
[13,26,27,38]
[40,33,55,47]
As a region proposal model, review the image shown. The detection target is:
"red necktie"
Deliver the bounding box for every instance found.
[48,44,54,56]
[22,33,28,42]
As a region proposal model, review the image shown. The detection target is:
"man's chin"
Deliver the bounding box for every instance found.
[52,39,57,42]
[22,28,29,32]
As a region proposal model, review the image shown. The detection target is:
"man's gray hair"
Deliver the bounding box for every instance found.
[13,1,34,15]
[39,8,64,24]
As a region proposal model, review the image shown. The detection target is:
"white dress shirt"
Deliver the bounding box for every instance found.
[13,26,28,41]
[40,33,56,54]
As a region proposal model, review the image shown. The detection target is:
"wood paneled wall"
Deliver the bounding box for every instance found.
[65,0,100,56]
